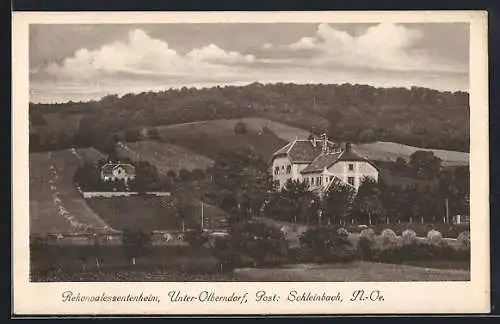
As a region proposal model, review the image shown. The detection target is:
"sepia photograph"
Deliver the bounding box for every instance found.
[12,11,489,315]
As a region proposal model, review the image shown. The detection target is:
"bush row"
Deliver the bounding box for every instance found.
[341,223,470,239]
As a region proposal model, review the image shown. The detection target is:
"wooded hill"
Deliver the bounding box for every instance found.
[29,82,470,153]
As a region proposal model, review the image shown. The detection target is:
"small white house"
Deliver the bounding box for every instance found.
[100,162,136,183]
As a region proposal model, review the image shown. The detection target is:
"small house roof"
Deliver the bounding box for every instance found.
[101,162,136,176]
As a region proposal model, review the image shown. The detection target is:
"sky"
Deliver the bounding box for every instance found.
[29,23,470,104]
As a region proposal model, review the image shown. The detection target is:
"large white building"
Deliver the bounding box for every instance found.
[270,135,379,194]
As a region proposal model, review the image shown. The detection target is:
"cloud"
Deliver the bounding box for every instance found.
[40,29,254,82]
[30,24,469,103]
[274,23,466,74]
[187,44,255,64]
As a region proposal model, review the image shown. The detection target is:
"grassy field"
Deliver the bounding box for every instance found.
[155,119,287,161]
[85,195,228,232]
[233,262,470,281]
[116,141,214,175]
[29,148,115,235]
[353,141,469,166]
[155,119,468,166]
[85,195,180,231]
[30,243,469,282]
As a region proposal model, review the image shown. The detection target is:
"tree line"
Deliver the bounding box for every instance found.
[30,82,470,153]
[201,148,469,226]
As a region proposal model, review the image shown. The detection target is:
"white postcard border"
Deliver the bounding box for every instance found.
[12,10,490,315]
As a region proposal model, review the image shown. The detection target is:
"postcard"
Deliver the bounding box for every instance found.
[12,10,490,315]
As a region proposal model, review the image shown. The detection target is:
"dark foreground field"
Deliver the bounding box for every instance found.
[30,245,470,282]
[31,261,470,282]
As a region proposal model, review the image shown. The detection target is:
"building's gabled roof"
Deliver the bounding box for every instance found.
[336,145,380,170]
[272,139,339,164]
[300,152,343,173]
[114,164,136,175]
[300,144,379,174]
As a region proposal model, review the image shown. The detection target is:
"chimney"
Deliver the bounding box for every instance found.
[321,133,328,154]
[345,142,352,152]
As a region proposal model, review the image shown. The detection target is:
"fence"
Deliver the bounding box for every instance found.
[82,191,171,198]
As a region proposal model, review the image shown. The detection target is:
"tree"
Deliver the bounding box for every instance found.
[409,150,442,179]
[212,149,272,220]
[322,181,356,226]
[184,227,209,250]
[192,168,206,180]
[234,121,248,135]
[147,127,161,140]
[299,226,357,263]
[229,221,288,266]
[179,168,193,182]
[176,198,198,231]
[264,179,320,224]
[353,177,385,225]
[394,157,408,173]
[166,170,177,179]
[129,161,160,193]
[122,229,152,266]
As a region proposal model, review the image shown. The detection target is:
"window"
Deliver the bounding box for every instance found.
[348,177,355,186]
[286,165,292,174]
[316,177,320,186]
[330,176,334,181]
[348,163,354,171]
[274,166,279,175]
[274,180,280,189]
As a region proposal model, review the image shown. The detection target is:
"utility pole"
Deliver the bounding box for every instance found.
[201,201,204,230]
[445,198,449,224]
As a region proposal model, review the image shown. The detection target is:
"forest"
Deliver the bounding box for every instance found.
[29,82,470,153]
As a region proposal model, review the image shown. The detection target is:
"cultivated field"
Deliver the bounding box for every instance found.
[157,117,311,142]
[233,262,470,281]
[155,119,287,161]
[353,141,469,166]
[116,141,214,174]
[85,195,228,232]
[29,148,115,235]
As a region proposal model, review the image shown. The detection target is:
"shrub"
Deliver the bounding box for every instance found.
[427,229,443,245]
[336,228,350,237]
[381,228,398,246]
[357,235,376,261]
[457,231,470,250]
[234,122,248,135]
[360,228,375,240]
[300,226,358,263]
[401,229,417,245]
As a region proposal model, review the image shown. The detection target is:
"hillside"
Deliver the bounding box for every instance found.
[30,82,470,153]
[353,141,469,167]
[153,118,468,167]
[156,120,287,161]
[29,148,114,235]
[116,141,214,175]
